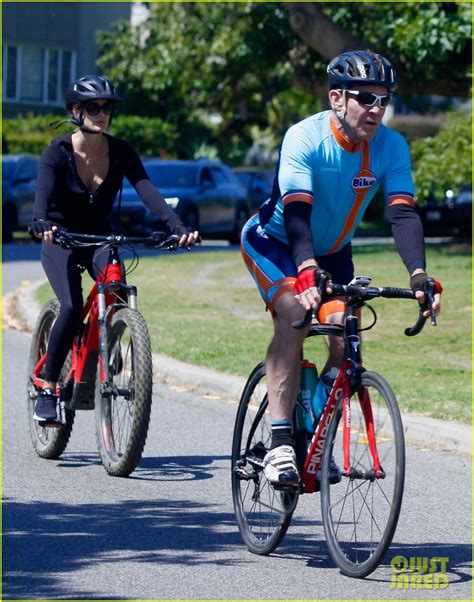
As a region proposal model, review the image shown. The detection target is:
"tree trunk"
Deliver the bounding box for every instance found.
[285,2,367,59]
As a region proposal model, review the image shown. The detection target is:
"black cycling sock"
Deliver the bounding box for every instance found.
[270,420,293,450]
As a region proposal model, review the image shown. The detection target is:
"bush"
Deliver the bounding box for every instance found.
[2,112,180,158]
[410,109,472,202]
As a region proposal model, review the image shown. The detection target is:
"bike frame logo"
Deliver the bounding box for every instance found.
[390,556,449,590]
[306,384,343,474]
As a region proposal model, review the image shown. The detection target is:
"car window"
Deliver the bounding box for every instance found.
[146,164,197,188]
[200,167,215,186]
[211,166,230,185]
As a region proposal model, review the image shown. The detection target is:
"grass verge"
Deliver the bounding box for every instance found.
[36,243,471,423]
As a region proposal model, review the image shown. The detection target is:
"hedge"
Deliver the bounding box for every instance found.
[2,113,180,158]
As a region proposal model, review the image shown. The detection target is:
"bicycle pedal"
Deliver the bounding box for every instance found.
[272,481,301,492]
[234,466,255,481]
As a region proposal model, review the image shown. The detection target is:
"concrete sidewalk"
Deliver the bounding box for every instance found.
[9,278,472,456]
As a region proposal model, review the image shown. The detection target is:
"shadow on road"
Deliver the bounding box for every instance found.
[2,495,243,600]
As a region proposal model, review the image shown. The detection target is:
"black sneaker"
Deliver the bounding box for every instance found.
[33,388,58,422]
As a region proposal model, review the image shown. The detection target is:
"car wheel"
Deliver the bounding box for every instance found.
[228,205,249,244]
[182,207,199,231]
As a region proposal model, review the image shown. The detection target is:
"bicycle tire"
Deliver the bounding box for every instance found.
[231,363,298,555]
[320,371,405,578]
[95,307,153,477]
[27,300,75,459]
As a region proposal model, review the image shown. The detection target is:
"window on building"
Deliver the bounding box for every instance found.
[3,44,75,105]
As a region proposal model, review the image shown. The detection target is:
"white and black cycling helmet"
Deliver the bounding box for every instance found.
[65,75,122,111]
[327,50,397,92]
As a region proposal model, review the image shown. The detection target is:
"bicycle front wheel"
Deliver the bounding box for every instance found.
[95,308,153,477]
[320,371,405,578]
[27,300,75,459]
[231,363,298,555]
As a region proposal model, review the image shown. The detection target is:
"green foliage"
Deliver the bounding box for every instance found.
[324,1,471,95]
[3,112,182,159]
[411,109,472,202]
[3,113,62,154]
[96,2,320,163]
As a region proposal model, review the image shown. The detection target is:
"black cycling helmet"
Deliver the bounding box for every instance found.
[65,75,122,111]
[327,50,397,92]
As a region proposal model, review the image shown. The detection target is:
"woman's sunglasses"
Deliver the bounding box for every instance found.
[82,101,115,116]
[346,90,391,108]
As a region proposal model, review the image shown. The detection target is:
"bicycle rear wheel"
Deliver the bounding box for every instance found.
[27,300,75,459]
[95,307,153,477]
[320,371,405,578]
[231,363,298,555]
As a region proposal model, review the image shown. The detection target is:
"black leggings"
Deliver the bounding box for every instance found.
[41,243,115,381]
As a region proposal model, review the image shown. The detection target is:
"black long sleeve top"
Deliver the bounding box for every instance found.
[33,133,181,234]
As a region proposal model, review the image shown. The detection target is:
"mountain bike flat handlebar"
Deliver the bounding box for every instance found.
[53,229,181,250]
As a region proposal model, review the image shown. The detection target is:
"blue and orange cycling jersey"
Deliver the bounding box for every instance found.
[260,110,415,256]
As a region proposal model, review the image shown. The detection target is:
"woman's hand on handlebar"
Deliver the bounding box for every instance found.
[172,224,200,248]
[29,220,58,244]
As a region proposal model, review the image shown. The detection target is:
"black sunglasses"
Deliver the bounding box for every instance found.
[82,101,115,116]
[346,90,391,108]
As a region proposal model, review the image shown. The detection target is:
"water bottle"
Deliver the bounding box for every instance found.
[296,359,318,433]
[311,367,339,422]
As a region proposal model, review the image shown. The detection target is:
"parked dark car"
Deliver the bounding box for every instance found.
[419,184,472,238]
[2,154,39,242]
[110,159,248,242]
[233,167,274,212]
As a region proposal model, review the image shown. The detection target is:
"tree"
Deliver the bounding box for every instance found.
[286,2,472,97]
[96,2,471,162]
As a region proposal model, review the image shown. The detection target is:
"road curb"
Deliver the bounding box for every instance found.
[8,279,472,456]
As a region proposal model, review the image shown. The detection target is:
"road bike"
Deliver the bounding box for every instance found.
[27,229,180,477]
[232,275,439,577]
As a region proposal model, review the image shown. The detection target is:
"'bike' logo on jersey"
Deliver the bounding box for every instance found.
[351,169,376,193]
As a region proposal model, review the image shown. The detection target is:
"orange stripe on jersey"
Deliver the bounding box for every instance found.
[328,142,371,254]
[282,192,314,206]
[330,114,361,153]
[388,195,416,207]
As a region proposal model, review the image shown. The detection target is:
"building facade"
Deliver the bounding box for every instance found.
[2,1,131,116]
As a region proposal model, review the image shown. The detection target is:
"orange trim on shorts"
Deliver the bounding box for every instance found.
[388,195,416,207]
[267,277,297,314]
[282,192,314,206]
[317,297,347,324]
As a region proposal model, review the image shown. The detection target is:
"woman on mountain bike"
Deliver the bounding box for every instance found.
[30,74,199,423]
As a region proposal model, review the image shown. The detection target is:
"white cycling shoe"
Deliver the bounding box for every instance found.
[263,444,300,486]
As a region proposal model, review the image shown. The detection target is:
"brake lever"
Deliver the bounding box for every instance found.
[292,270,329,329]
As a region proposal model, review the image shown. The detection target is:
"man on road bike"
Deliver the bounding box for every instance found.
[30,74,199,424]
[241,50,442,487]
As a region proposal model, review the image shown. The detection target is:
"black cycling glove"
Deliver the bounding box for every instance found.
[29,219,55,237]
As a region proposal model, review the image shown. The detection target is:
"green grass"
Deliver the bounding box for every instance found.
[36,243,472,423]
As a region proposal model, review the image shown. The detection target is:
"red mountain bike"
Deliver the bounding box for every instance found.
[27,230,181,477]
[232,275,439,577]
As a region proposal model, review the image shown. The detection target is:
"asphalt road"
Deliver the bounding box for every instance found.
[2,243,472,600]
